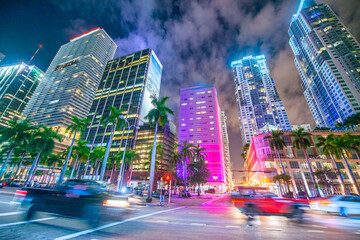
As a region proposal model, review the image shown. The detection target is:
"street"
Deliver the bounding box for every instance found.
[0,187,360,240]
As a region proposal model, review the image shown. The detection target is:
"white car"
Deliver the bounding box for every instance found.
[310,195,360,216]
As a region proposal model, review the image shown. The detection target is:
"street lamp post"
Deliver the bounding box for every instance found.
[116,118,139,192]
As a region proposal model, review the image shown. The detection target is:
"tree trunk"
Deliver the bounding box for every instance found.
[70,155,79,179]
[100,124,115,181]
[147,122,158,202]
[75,161,81,179]
[24,151,41,187]
[83,160,90,179]
[128,161,134,187]
[109,164,114,184]
[330,153,347,195]
[11,154,24,184]
[92,161,98,179]
[0,147,14,178]
[277,150,290,193]
[95,161,100,180]
[341,153,360,195]
[46,164,56,187]
[58,130,77,186]
[302,148,320,197]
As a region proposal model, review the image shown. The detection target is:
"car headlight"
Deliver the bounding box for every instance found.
[103,199,130,208]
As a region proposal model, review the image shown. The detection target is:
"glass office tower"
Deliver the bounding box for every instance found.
[231,55,291,144]
[220,111,232,188]
[289,0,360,128]
[178,85,227,192]
[21,28,117,129]
[0,63,43,128]
[84,49,162,157]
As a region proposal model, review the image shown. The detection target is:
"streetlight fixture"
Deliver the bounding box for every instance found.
[116,116,140,192]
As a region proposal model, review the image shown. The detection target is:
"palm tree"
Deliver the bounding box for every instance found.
[99,106,127,181]
[46,153,64,187]
[192,145,207,162]
[108,153,122,184]
[58,116,90,186]
[241,143,250,160]
[144,144,164,173]
[122,149,140,186]
[70,139,90,179]
[291,128,319,196]
[0,119,36,179]
[264,131,290,193]
[329,135,360,195]
[178,140,194,185]
[89,147,106,180]
[24,125,63,187]
[144,96,174,202]
[316,135,346,194]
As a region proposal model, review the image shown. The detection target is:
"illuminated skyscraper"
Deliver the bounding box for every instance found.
[220,111,232,188]
[289,0,360,128]
[178,85,227,192]
[21,28,116,151]
[231,55,291,144]
[0,63,43,128]
[84,49,162,168]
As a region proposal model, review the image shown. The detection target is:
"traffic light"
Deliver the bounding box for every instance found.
[165,175,171,181]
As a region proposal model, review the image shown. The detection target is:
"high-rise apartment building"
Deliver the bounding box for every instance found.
[220,111,232,187]
[22,28,116,128]
[84,49,162,166]
[0,53,4,63]
[0,63,43,128]
[289,0,360,128]
[126,121,176,185]
[231,55,291,144]
[178,85,227,192]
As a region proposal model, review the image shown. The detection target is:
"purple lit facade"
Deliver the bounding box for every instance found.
[178,85,227,192]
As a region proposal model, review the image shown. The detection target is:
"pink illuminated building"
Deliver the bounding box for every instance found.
[178,85,227,192]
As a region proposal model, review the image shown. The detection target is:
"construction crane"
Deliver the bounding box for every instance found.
[27,44,43,65]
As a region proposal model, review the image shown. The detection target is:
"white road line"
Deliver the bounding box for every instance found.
[266,228,282,231]
[225,225,241,228]
[0,211,23,217]
[0,191,16,195]
[307,230,324,233]
[0,217,56,227]
[191,223,206,226]
[55,207,185,240]
[201,195,227,205]
[154,220,169,223]
[0,201,13,205]
[311,224,328,229]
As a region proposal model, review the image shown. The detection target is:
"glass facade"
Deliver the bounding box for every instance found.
[220,111,232,186]
[0,63,43,128]
[84,49,163,155]
[21,28,117,128]
[289,1,360,128]
[232,55,291,144]
[132,121,177,176]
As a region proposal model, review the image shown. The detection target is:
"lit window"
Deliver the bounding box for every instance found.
[181,103,187,106]
[190,129,194,131]
[181,124,186,126]
[209,116,214,118]
[210,127,214,130]
[210,122,214,124]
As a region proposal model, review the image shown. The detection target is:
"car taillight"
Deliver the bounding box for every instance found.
[14,190,27,198]
[320,200,331,205]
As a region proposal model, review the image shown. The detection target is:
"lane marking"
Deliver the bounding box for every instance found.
[0,191,16,195]
[55,207,185,240]
[311,224,328,229]
[0,217,56,227]
[201,195,227,205]
[307,230,324,233]
[191,223,206,226]
[0,211,23,217]
[266,228,282,231]
[0,201,14,205]
[225,225,241,228]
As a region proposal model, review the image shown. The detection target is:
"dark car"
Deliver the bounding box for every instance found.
[16,179,130,226]
[205,188,216,194]
[152,189,169,198]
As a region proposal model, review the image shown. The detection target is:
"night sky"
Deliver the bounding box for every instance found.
[1,0,359,182]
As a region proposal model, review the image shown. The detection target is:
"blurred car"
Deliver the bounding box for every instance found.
[10,180,25,187]
[0,178,12,187]
[152,189,169,198]
[310,195,360,216]
[231,186,307,222]
[15,179,131,226]
[205,189,215,194]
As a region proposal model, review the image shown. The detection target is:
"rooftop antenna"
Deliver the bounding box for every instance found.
[27,44,43,65]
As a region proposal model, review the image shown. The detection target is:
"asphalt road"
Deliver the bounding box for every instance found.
[0,187,360,240]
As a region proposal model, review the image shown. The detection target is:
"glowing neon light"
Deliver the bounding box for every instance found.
[70,27,101,42]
